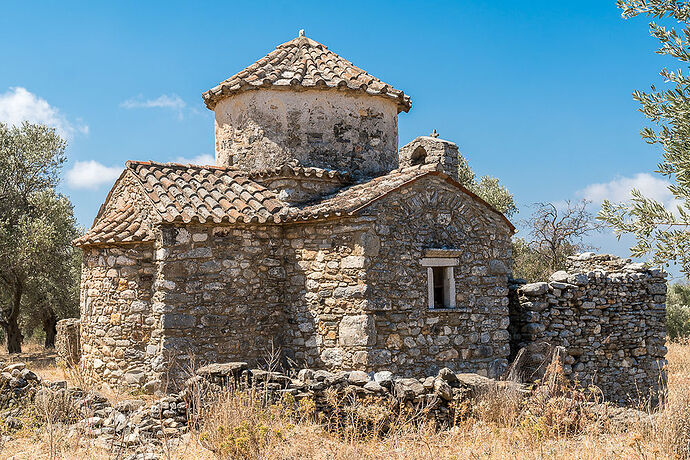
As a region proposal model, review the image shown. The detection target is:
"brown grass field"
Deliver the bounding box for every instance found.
[0,340,688,460]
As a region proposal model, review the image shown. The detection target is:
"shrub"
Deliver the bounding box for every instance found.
[667,283,690,340]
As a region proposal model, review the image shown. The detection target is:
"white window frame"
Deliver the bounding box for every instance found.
[421,257,457,309]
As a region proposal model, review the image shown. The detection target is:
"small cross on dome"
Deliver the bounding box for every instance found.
[299,29,305,37]
[430,129,439,138]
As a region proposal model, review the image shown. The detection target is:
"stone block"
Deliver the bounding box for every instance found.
[341,256,366,269]
[520,282,548,296]
[338,315,374,347]
[162,314,196,329]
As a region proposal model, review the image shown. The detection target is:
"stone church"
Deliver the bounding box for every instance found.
[74,31,517,389]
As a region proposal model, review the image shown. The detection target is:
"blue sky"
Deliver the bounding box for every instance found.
[0,1,682,276]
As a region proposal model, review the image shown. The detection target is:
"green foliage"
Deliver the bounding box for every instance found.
[600,2,690,274]
[0,122,81,351]
[513,201,602,282]
[458,153,518,217]
[667,283,690,340]
[512,236,577,282]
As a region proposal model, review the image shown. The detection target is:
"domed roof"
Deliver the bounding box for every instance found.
[202,30,411,113]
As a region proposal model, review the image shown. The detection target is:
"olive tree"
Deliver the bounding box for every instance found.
[0,122,80,352]
[600,1,690,274]
[458,154,518,217]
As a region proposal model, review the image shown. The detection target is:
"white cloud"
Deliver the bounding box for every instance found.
[579,172,677,209]
[121,94,186,118]
[0,87,88,139]
[173,153,215,165]
[66,160,122,190]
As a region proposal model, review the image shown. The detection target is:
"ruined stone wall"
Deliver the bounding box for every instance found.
[79,245,159,389]
[56,318,80,367]
[213,89,399,178]
[362,177,514,378]
[155,224,287,381]
[509,253,667,404]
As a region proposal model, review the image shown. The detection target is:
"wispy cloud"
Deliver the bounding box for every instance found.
[173,153,215,165]
[579,172,676,209]
[66,160,122,190]
[0,87,88,139]
[120,94,186,118]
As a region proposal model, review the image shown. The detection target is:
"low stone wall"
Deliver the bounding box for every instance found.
[56,318,81,367]
[0,359,650,458]
[509,253,667,405]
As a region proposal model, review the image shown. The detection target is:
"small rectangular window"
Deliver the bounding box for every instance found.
[421,255,458,309]
[432,266,446,307]
[424,264,455,309]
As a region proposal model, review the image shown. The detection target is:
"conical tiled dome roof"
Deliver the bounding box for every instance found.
[202,30,411,113]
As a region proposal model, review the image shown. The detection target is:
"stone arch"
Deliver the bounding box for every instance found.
[410,146,427,166]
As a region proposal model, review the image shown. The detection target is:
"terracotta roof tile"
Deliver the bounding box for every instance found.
[74,202,154,247]
[76,159,514,248]
[125,161,291,225]
[248,162,352,183]
[288,164,516,231]
[202,32,411,113]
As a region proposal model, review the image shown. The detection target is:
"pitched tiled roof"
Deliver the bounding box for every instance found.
[126,161,289,224]
[288,164,516,231]
[73,202,154,247]
[202,31,411,113]
[76,160,514,247]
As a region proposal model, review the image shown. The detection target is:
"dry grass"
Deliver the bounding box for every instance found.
[1,341,689,459]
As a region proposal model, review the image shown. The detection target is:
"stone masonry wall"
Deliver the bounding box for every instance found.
[282,176,514,378]
[282,219,373,370]
[509,253,667,404]
[80,245,159,389]
[213,89,399,178]
[363,176,514,378]
[154,224,287,383]
[56,318,81,367]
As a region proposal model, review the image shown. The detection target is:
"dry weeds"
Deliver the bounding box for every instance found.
[0,341,688,459]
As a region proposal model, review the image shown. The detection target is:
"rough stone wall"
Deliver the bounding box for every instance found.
[509,253,667,404]
[56,318,81,367]
[213,89,399,178]
[251,173,349,205]
[282,219,373,370]
[282,176,513,378]
[155,224,287,382]
[398,136,460,182]
[79,245,158,388]
[362,176,514,378]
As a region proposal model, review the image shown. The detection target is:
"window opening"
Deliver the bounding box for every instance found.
[433,266,446,308]
[410,146,427,166]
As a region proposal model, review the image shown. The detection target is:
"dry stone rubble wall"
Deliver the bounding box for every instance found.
[509,253,667,404]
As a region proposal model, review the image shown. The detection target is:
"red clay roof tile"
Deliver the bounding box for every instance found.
[202,32,410,113]
[75,160,514,247]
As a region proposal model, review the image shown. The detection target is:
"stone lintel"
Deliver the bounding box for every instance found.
[424,248,463,258]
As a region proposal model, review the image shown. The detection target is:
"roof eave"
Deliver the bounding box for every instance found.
[201,85,411,113]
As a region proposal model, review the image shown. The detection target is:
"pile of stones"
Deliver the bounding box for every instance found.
[188,361,527,427]
[0,361,188,458]
[0,362,40,411]
[0,358,651,458]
